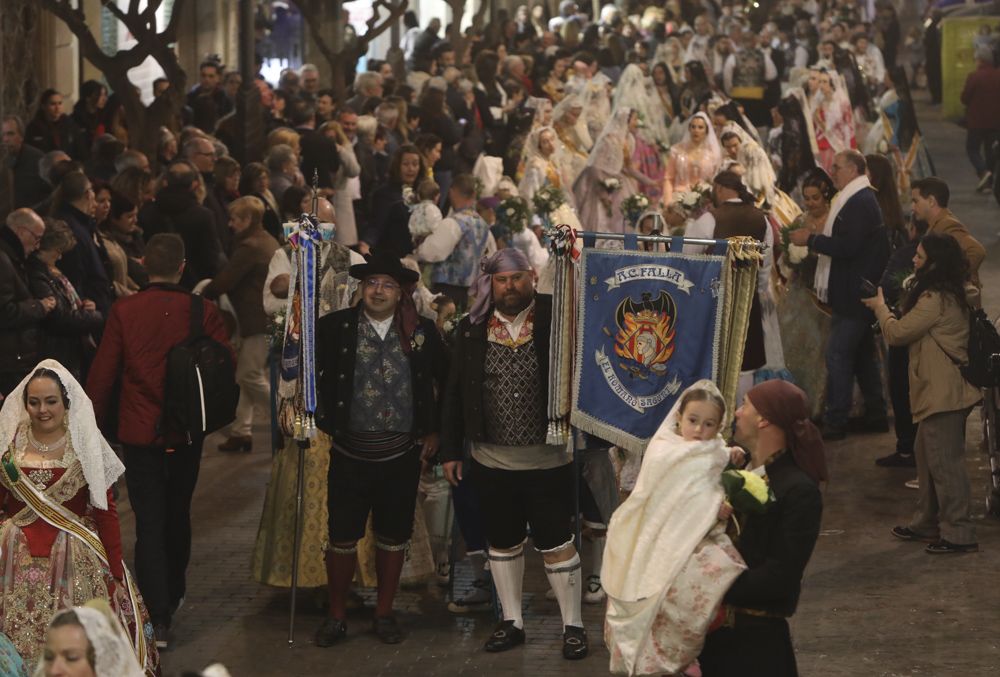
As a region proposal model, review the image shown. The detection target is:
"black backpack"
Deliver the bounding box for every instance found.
[962,308,1000,388]
[159,295,239,443]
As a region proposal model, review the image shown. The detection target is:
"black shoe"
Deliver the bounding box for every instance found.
[926,539,979,554]
[153,624,169,650]
[821,426,846,441]
[875,452,916,468]
[562,625,589,660]
[315,617,347,647]
[484,620,526,652]
[372,615,403,644]
[891,526,937,543]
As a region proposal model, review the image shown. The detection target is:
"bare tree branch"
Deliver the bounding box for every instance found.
[360,0,408,48]
[98,0,129,28]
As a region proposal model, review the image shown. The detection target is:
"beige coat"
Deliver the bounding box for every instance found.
[875,289,982,422]
[927,210,986,288]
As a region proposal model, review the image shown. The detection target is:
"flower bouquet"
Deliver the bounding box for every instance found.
[267,312,287,351]
[670,181,713,220]
[532,185,567,220]
[720,469,775,515]
[779,219,811,269]
[495,196,531,238]
[620,193,651,229]
[601,177,622,193]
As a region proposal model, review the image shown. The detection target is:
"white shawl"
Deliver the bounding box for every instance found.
[813,174,872,303]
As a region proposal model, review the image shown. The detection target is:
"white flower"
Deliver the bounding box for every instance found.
[507,208,515,216]
[787,244,809,264]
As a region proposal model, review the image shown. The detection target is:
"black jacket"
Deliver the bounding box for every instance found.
[439,295,552,463]
[6,143,48,209]
[807,187,890,319]
[724,453,823,618]
[54,205,115,318]
[0,228,47,385]
[316,305,448,442]
[24,115,88,160]
[364,181,414,258]
[26,257,103,377]
[139,186,225,290]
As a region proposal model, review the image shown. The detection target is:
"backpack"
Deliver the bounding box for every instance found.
[961,308,1000,388]
[159,295,239,443]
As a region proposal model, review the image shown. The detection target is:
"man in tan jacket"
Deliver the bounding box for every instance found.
[910,177,986,288]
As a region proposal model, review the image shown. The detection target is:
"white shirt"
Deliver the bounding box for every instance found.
[414,210,497,267]
[364,312,394,340]
[493,300,534,341]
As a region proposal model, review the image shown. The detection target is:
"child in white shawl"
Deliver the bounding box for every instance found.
[603,380,746,677]
[408,178,443,248]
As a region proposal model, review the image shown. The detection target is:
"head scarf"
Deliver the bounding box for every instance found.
[746,380,827,484]
[468,248,533,325]
[586,106,633,173]
[680,111,723,166]
[0,360,124,510]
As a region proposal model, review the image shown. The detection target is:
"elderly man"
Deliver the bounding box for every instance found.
[789,150,889,440]
[182,135,230,254]
[441,249,589,661]
[203,197,280,453]
[345,72,384,115]
[315,252,448,647]
[0,209,55,393]
[699,380,825,677]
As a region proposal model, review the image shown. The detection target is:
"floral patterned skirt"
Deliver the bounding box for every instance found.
[605,526,745,676]
[0,522,159,674]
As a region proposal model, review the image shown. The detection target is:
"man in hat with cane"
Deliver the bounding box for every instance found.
[441,249,589,661]
[699,380,826,677]
[314,251,448,647]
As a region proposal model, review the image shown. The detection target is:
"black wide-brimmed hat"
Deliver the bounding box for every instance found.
[349,251,420,285]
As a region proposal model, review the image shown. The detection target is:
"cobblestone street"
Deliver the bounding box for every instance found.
[115,97,1000,677]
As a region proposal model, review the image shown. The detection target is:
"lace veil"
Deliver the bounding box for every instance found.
[0,359,124,510]
[586,106,633,173]
[552,91,594,151]
[613,64,670,148]
[34,605,144,677]
[676,111,723,168]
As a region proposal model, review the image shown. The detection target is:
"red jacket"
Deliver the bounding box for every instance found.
[961,64,1000,131]
[86,283,234,447]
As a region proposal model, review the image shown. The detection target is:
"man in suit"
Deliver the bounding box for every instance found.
[2,116,48,212]
[789,150,890,440]
[314,252,448,647]
[699,380,825,677]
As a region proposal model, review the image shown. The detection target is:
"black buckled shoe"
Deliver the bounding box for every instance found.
[372,615,403,644]
[484,620,526,652]
[562,625,589,660]
[315,617,347,647]
[925,539,979,554]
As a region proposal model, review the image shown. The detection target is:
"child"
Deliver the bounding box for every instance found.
[603,380,747,677]
[408,178,443,248]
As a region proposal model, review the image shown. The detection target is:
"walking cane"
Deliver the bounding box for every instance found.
[288,173,321,645]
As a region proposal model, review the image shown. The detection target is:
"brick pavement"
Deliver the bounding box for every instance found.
[113,93,1000,677]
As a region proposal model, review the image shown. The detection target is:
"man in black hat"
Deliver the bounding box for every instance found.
[314,252,448,647]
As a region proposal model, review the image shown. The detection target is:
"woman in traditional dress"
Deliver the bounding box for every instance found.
[677,61,714,121]
[35,603,144,677]
[572,108,648,237]
[651,62,681,136]
[0,361,158,673]
[615,64,669,203]
[552,93,592,188]
[518,126,574,209]
[653,37,687,91]
[811,69,856,174]
[774,92,819,196]
[661,112,723,207]
[776,169,835,420]
[540,53,569,103]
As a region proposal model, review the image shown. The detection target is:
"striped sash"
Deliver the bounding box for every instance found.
[1,456,150,673]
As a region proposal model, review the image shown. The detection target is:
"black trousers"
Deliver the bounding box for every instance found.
[124,440,203,627]
[700,614,798,677]
[887,345,917,454]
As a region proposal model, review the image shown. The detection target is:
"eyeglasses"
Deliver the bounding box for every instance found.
[364,278,400,292]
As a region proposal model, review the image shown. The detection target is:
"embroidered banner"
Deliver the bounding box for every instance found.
[571,248,727,453]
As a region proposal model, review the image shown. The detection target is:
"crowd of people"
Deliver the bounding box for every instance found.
[0,0,995,675]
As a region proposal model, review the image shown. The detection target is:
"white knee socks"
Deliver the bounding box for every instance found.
[545,552,583,629]
[591,535,605,579]
[488,544,525,628]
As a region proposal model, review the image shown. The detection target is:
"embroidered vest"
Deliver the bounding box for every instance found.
[430,208,491,288]
[732,49,766,100]
[483,339,548,446]
[349,319,414,433]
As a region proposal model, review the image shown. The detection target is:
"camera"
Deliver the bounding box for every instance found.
[860,278,878,299]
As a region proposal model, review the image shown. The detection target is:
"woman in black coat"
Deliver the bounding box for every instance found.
[361,144,427,259]
[27,219,103,378]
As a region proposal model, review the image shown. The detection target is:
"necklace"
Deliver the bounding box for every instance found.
[27,426,68,454]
